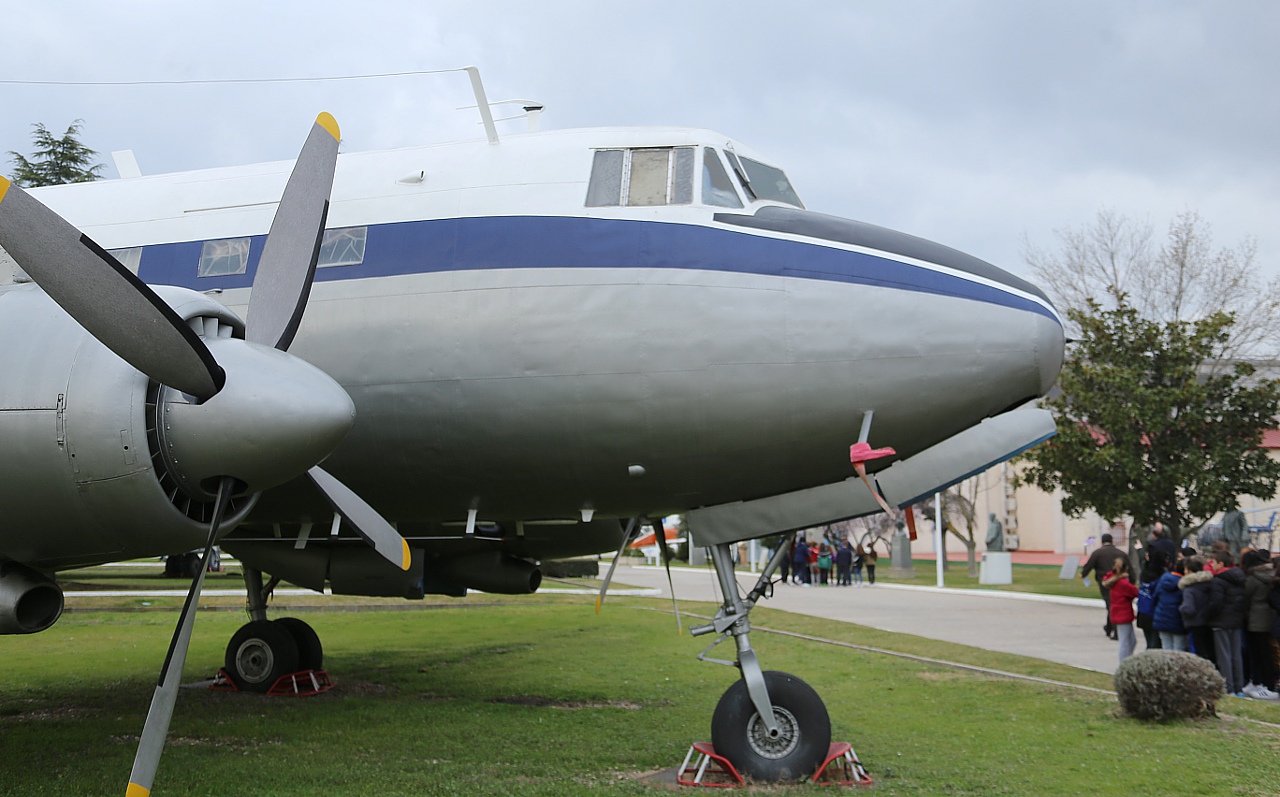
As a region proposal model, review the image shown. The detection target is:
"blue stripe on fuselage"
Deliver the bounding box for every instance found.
[136,216,1058,322]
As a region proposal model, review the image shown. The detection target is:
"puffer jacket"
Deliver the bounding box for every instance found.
[1267,585,1280,639]
[1151,571,1186,633]
[1207,567,1248,630]
[1243,564,1276,633]
[1178,570,1216,629]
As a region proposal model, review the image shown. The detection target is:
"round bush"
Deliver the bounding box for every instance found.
[1113,650,1225,721]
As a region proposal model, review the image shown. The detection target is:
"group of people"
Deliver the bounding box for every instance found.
[780,537,878,587]
[1081,523,1280,700]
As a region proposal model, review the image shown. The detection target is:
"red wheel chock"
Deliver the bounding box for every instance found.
[208,668,335,696]
[676,741,872,787]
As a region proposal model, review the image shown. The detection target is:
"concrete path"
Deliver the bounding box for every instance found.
[616,563,1120,674]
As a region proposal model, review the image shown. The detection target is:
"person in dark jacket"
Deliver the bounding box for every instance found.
[1206,550,1249,696]
[1179,556,1216,665]
[1136,549,1168,650]
[1148,522,1179,567]
[791,538,810,585]
[1152,559,1188,651]
[1241,550,1277,698]
[835,540,853,586]
[1081,533,1125,639]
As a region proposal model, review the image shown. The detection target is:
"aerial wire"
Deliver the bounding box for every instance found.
[0,68,469,87]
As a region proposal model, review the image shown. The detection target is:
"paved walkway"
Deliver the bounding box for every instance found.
[617,563,1119,674]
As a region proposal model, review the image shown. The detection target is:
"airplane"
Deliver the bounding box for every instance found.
[0,90,1064,790]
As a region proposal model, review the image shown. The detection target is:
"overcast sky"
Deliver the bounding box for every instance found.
[3,1,1277,282]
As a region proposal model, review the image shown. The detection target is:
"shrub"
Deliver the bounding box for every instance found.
[1113,650,1225,721]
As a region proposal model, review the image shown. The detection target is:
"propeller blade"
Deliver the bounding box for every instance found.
[245,113,341,351]
[126,477,234,797]
[306,466,411,571]
[0,176,225,401]
[596,518,639,614]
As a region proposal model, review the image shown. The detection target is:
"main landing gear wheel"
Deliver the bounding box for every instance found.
[225,620,299,692]
[711,671,831,782]
[274,616,324,670]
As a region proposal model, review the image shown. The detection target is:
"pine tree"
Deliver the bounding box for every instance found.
[8,120,104,187]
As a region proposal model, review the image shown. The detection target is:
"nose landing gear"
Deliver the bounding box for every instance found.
[692,542,831,781]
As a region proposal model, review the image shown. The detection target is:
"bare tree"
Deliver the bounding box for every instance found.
[1024,209,1280,360]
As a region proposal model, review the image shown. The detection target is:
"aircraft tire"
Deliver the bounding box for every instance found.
[710,671,830,782]
[225,620,299,693]
[274,617,324,671]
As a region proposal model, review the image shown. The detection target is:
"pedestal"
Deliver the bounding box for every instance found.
[889,530,913,578]
[979,551,1013,585]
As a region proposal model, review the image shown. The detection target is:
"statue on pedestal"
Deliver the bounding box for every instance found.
[985,512,1005,553]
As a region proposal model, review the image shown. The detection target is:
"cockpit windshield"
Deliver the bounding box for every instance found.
[738,156,804,208]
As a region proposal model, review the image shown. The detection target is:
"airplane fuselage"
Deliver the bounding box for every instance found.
[0,126,1063,570]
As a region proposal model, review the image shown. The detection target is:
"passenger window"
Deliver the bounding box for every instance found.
[107,246,143,275]
[197,238,250,277]
[317,227,367,268]
[702,149,743,208]
[585,147,694,207]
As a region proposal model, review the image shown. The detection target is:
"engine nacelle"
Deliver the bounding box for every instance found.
[0,562,63,634]
[440,551,542,594]
[0,284,255,570]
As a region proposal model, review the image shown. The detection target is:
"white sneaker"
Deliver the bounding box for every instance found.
[1243,684,1261,698]
[1256,686,1280,700]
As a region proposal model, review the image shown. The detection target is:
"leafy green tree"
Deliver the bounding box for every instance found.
[7,120,103,187]
[1020,295,1280,545]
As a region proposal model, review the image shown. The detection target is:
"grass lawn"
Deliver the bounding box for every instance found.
[2,596,1279,796]
[874,562,1103,599]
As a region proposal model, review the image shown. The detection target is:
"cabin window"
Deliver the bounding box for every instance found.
[107,246,143,275]
[739,156,804,208]
[702,149,743,208]
[585,147,694,207]
[197,238,250,277]
[317,227,367,268]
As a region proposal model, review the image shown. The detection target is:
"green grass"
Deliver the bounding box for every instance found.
[3,597,1279,796]
[874,562,1103,599]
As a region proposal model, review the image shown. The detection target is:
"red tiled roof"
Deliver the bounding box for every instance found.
[1263,429,1280,449]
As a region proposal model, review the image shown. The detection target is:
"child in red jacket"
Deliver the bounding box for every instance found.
[1104,557,1140,664]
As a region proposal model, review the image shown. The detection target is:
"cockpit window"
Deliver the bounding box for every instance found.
[702,149,743,208]
[585,147,694,207]
[740,156,804,208]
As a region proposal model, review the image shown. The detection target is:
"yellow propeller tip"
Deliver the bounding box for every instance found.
[316,112,340,141]
[0,175,10,202]
[399,539,412,571]
[126,782,151,797]
[595,597,603,614]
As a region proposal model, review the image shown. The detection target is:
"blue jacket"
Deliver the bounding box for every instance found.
[1151,571,1186,633]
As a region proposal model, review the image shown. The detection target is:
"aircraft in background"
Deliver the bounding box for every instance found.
[0,87,1063,788]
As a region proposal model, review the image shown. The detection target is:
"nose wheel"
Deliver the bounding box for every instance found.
[711,671,830,781]
[692,543,832,781]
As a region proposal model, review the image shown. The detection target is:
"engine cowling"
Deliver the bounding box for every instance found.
[0,284,256,571]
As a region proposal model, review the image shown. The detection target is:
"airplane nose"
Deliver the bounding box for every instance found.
[1035,312,1066,396]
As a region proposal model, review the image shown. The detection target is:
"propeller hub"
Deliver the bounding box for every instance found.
[156,337,355,500]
